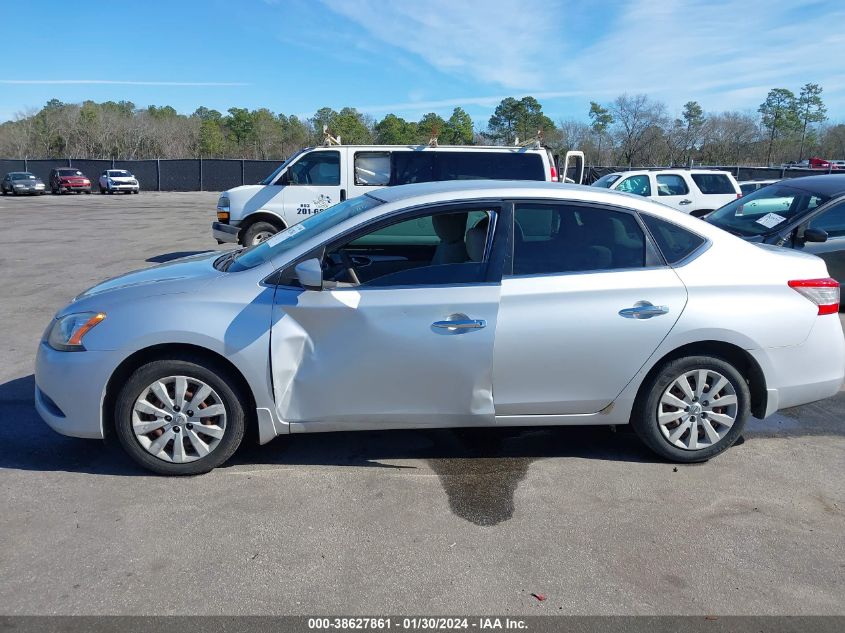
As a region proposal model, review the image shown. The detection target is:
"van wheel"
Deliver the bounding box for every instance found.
[242,221,281,246]
[114,357,246,475]
[631,355,750,463]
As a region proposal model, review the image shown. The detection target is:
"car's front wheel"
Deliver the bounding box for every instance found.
[632,355,749,462]
[114,357,246,475]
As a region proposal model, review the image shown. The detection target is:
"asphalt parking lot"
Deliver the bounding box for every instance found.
[0,191,843,616]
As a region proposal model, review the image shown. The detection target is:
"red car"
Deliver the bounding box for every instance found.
[807,157,843,170]
[49,168,92,194]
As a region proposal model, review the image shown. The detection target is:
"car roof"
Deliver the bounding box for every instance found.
[607,169,734,177]
[775,174,845,197]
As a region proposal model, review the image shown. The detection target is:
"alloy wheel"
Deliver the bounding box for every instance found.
[131,375,227,463]
[657,369,738,450]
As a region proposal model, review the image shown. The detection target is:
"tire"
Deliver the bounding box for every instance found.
[631,355,750,463]
[132,190,139,194]
[241,220,281,246]
[100,186,106,194]
[114,357,247,475]
[1,187,6,195]
[85,189,91,194]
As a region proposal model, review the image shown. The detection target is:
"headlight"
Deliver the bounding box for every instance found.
[47,312,106,351]
[217,194,230,212]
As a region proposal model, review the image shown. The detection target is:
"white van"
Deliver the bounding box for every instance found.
[213,145,584,246]
[591,169,741,217]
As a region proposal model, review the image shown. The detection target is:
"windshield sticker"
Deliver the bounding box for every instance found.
[755,212,787,229]
[277,223,307,241]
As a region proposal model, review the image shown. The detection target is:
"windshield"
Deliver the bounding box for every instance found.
[12,173,36,180]
[707,183,829,236]
[592,174,620,188]
[260,149,306,185]
[108,170,131,177]
[59,169,84,177]
[228,194,384,272]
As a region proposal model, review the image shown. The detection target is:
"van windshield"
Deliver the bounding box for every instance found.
[260,150,306,185]
[227,194,383,271]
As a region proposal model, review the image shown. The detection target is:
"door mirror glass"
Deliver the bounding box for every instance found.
[803,227,828,243]
[295,258,324,290]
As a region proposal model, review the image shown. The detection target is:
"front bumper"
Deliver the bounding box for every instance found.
[14,187,45,194]
[212,221,240,244]
[59,184,91,192]
[107,183,140,191]
[34,342,120,439]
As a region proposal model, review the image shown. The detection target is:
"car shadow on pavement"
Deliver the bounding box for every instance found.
[146,250,214,263]
[0,375,143,476]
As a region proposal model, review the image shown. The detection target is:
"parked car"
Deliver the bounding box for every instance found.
[49,168,91,194]
[213,144,584,246]
[738,179,779,196]
[98,169,140,194]
[707,174,845,285]
[1,171,46,195]
[591,169,741,217]
[37,180,843,474]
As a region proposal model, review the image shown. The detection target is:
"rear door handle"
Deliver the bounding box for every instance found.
[432,313,487,332]
[340,188,347,202]
[678,199,692,205]
[432,319,486,330]
[619,301,670,319]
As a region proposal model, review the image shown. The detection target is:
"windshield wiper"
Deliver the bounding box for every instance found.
[214,250,240,271]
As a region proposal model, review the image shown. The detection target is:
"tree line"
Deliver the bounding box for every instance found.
[0,85,841,166]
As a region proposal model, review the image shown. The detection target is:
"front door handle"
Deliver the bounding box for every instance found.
[340,188,347,202]
[679,199,692,205]
[432,313,486,332]
[619,301,670,319]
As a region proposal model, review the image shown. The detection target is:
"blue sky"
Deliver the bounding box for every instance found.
[3,0,843,128]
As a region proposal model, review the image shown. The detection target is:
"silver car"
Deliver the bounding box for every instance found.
[35,181,845,475]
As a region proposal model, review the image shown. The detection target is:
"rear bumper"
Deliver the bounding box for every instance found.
[212,221,240,244]
[751,314,845,416]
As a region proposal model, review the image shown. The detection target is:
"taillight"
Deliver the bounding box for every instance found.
[550,164,558,182]
[788,278,840,315]
[736,193,742,199]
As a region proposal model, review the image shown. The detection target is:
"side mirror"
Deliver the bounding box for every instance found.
[803,227,828,243]
[295,258,323,290]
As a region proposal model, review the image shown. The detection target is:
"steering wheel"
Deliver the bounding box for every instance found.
[339,251,361,285]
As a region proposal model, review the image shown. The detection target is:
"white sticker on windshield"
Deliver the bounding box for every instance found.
[277,223,306,241]
[755,212,787,229]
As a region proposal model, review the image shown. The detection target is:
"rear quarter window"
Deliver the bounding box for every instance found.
[691,174,736,195]
[640,214,706,264]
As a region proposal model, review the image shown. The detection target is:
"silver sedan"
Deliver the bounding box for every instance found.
[35,181,844,474]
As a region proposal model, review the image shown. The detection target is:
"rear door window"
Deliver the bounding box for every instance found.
[656,174,689,196]
[691,173,735,194]
[512,204,647,275]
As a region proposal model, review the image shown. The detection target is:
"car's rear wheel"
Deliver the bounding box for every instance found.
[114,358,246,475]
[632,355,749,462]
[242,221,280,246]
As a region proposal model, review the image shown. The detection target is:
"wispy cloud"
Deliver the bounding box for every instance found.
[0,80,249,86]
[321,0,845,115]
[321,0,557,90]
